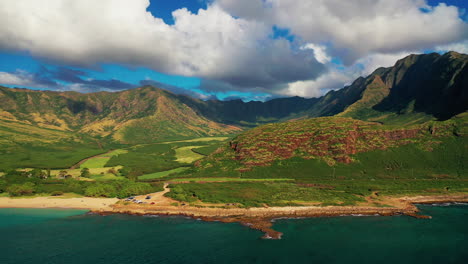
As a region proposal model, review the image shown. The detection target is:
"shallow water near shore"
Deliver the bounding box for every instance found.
[1,205,467,264]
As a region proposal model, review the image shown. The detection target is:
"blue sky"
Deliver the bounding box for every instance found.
[0,0,466,101]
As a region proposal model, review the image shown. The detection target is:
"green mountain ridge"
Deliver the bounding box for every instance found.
[306,51,468,124]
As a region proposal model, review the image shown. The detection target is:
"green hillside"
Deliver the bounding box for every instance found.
[0,86,241,144]
[162,114,467,207]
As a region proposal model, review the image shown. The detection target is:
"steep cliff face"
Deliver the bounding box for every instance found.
[308,52,468,123]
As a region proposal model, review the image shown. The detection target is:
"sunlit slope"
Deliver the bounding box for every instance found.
[0,86,241,144]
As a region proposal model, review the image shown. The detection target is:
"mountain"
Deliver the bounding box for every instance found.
[305,51,468,124]
[177,96,318,126]
[0,51,466,145]
[189,51,468,177]
[180,51,467,127]
[0,86,241,144]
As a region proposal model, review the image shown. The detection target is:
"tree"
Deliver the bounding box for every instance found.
[58,171,68,179]
[118,167,130,177]
[0,179,7,193]
[80,168,91,178]
[84,183,116,197]
[30,168,46,179]
[7,182,35,196]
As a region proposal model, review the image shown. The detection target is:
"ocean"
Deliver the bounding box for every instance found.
[1,205,467,264]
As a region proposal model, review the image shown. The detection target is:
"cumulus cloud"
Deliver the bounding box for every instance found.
[435,40,468,54]
[217,0,468,64]
[0,0,325,92]
[0,71,38,87]
[0,70,57,88]
[0,67,137,92]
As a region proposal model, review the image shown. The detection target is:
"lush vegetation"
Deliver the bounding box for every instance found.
[165,179,467,207]
[168,177,293,183]
[162,117,467,207]
[105,143,180,177]
[0,140,112,171]
[106,137,231,177]
[79,149,128,169]
[166,182,366,207]
[138,167,189,180]
[0,170,162,198]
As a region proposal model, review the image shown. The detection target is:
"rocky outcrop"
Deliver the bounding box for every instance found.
[226,117,430,167]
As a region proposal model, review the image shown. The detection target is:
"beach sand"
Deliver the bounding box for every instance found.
[0,196,119,210]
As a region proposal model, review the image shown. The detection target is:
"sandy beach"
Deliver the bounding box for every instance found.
[0,196,119,210]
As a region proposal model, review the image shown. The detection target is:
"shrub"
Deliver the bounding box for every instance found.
[80,168,91,178]
[7,182,35,196]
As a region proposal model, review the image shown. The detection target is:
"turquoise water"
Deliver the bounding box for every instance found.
[0,205,466,264]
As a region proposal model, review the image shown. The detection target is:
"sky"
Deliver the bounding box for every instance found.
[0,0,467,101]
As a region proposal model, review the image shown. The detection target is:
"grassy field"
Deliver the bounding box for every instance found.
[106,136,233,176]
[0,143,109,171]
[169,177,294,183]
[80,149,128,169]
[163,136,230,143]
[17,166,124,179]
[90,174,126,181]
[0,119,122,170]
[139,167,190,180]
[192,145,222,156]
[175,146,205,163]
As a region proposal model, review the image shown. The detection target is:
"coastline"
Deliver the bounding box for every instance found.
[104,194,468,239]
[2,190,467,239]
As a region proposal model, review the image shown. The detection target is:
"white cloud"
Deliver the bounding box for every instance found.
[0,0,466,97]
[217,0,468,64]
[0,72,29,86]
[0,71,44,87]
[435,40,468,54]
[0,0,324,91]
[301,43,331,64]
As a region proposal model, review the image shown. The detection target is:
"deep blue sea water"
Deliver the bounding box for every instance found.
[0,205,467,264]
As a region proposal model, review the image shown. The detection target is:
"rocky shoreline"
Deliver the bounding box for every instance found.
[94,194,468,239]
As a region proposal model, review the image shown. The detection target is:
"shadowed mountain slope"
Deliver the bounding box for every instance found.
[306,52,468,124]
